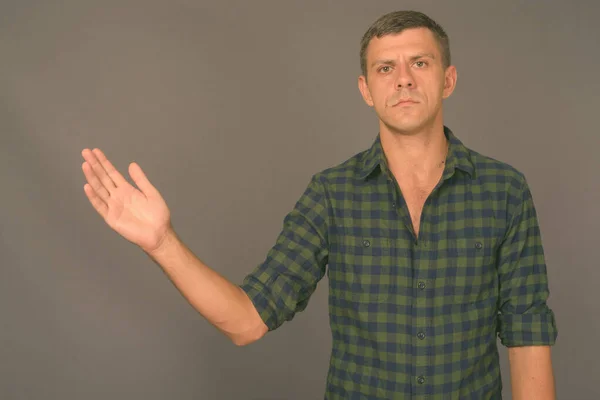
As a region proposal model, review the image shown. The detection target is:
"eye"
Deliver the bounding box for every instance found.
[414,61,427,68]
[378,66,391,73]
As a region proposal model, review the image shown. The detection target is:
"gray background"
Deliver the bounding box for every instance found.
[1,0,598,399]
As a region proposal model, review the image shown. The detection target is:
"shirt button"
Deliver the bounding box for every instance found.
[417,376,425,384]
[475,241,483,249]
[417,332,426,340]
[418,281,426,290]
[391,202,396,208]
[362,239,371,247]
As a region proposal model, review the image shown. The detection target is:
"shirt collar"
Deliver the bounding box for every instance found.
[358,125,475,180]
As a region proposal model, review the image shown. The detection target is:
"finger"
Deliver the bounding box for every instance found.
[92,148,127,187]
[129,162,159,198]
[82,148,117,194]
[82,160,110,201]
[83,183,108,218]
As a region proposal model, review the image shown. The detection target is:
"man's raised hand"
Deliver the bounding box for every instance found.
[81,148,172,254]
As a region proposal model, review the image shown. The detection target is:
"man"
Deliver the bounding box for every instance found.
[81,10,557,400]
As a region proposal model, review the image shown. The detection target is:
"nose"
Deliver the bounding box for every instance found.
[394,63,414,89]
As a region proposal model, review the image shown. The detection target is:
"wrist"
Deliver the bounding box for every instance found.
[147,225,178,258]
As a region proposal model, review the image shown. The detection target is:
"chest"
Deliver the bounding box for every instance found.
[328,173,505,304]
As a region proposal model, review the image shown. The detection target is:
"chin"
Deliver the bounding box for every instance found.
[384,120,425,135]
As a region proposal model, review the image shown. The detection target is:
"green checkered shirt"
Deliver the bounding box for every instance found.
[240,126,558,399]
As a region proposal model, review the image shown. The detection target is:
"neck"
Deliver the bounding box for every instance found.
[379,121,448,175]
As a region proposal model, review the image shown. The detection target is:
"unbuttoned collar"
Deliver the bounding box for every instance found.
[358,126,475,181]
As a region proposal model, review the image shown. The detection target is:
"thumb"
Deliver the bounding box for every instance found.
[129,162,159,197]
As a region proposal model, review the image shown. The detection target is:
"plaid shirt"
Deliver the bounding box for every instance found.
[239,126,558,399]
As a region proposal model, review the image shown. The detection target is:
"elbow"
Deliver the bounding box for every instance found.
[232,336,255,347]
[229,323,269,347]
[230,331,263,347]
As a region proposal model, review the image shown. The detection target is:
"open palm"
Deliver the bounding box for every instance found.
[81,148,171,253]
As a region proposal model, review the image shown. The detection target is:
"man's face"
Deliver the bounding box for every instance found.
[358,27,457,135]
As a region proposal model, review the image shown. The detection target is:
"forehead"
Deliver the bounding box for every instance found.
[366,27,440,61]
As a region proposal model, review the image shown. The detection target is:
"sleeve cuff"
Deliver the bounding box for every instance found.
[497,310,558,347]
[239,280,281,332]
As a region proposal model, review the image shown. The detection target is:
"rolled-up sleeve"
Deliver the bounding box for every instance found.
[239,173,330,332]
[496,176,558,347]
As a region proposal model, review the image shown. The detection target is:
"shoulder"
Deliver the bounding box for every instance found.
[311,147,373,187]
[469,148,527,189]
[466,147,532,220]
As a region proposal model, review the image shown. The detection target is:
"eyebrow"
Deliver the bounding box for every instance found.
[371,53,436,68]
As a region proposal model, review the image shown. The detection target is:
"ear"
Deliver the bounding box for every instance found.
[358,75,374,107]
[442,65,458,99]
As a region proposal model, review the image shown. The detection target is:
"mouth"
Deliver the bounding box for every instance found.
[392,100,417,107]
[391,99,418,107]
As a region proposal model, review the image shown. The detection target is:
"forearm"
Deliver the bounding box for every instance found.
[508,346,556,400]
[146,227,268,346]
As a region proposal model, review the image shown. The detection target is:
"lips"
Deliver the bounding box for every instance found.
[392,99,417,106]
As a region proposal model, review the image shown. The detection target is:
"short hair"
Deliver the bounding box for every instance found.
[359,10,451,78]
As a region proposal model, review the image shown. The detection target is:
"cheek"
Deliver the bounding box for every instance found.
[371,93,389,112]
